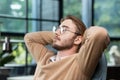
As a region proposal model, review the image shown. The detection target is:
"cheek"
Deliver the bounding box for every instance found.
[61,35,75,44]
[53,34,76,46]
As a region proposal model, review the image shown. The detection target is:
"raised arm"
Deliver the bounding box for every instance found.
[77,26,110,77]
[24,31,54,62]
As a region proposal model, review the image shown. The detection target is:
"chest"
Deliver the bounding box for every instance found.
[34,55,80,80]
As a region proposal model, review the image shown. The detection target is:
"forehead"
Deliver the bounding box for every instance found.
[60,19,76,30]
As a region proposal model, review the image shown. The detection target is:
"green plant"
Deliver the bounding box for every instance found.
[0,42,32,66]
[0,52,15,66]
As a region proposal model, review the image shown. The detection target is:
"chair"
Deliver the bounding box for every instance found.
[92,54,107,80]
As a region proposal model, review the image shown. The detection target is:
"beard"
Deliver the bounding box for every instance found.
[52,40,74,51]
[52,34,77,51]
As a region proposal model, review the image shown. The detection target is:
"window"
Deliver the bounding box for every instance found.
[94,0,120,37]
[0,0,60,67]
[93,0,120,66]
[63,0,82,18]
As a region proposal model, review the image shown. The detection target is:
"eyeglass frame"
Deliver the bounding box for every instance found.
[52,25,81,35]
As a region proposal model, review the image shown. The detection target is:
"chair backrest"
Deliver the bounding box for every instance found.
[92,54,107,80]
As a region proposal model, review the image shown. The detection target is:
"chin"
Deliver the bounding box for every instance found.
[52,43,63,50]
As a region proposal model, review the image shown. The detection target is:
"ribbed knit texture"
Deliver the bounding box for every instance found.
[24,27,110,80]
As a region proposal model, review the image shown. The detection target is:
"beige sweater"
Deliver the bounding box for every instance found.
[24,27,110,80]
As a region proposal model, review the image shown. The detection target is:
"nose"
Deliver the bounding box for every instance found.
[55,28,61,36]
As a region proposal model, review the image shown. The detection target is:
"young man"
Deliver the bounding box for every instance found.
[24,15,110,80]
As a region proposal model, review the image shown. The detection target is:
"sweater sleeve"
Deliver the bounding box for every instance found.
[24,31,55,63]
[77,26,110,77]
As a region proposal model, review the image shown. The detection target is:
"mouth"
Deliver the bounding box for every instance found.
[53,36,60,42]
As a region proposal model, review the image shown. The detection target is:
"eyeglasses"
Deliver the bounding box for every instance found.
[52,26,81,35]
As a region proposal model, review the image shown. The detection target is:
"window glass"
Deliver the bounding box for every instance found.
[0,0,26,17]
[94,0,120,37]
[0,18,26,33]
[28,21,59,32]
[105,41,120,66]
[42,0,59,20]
[94,0,120,66]
[0,36,30,66]
[0,0,60,67]
[0,0,59,33]
[0,0,26,33]
[63,0,82,18]
[42,21,59,31]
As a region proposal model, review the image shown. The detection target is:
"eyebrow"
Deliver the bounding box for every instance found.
[60,25,69,29]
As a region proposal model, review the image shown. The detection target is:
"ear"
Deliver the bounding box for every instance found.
[74,36,82,45]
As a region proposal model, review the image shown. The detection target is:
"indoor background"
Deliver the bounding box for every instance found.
[0,0,120,80]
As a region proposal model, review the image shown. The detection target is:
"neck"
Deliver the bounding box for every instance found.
[55,49,77,61]
[57,46,78,58]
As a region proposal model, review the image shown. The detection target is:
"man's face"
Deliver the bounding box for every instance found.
[52,19,78,50]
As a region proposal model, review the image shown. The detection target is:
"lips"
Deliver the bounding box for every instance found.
[53,36,60,42]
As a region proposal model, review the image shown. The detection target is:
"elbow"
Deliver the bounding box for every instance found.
[24,33,31,45]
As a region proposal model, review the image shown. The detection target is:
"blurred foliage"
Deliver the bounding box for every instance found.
[12,43,32,64]
[94,0,120,37]
[0,0,32,33]
[0,0,120,66]
[0,0,120,36]
[0,42,32,66]
[93,0,120,65]
[63,0,82,18]
[0,52,15,66]
[105,41,120,62]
